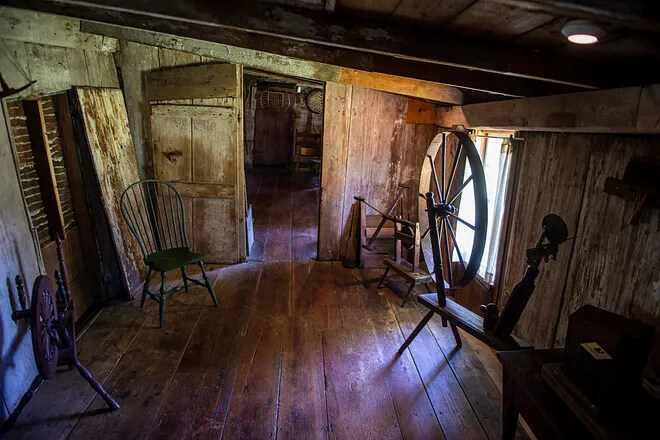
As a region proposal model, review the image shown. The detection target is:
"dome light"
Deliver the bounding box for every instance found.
[561,20,605,45]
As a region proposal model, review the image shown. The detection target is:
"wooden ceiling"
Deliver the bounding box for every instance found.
[5,0,660,103]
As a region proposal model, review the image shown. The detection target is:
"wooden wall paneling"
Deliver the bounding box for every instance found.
[55,93,105,307]
[0,39,34,96]
[65,47,91,86]
[318,83,353,260]
[498,132,591,348]
[83,50,120,88]
[0,101,42,420]
[27,43,71,97]
[71,87,144,296]
[554,136,660,348]
[340,87,378,246]
[115,40,160,176]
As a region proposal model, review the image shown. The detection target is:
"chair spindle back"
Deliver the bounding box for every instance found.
[120,180,188,259]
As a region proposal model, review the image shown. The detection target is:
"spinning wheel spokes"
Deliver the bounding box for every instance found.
[419,131,488,292]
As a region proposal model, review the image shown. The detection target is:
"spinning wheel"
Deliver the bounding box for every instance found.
[30,275,59,379]
[419,130,488,291]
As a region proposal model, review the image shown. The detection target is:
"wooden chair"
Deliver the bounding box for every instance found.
[120,180,217,328]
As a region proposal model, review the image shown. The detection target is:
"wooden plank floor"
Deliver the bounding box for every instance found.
[7,169,529,440]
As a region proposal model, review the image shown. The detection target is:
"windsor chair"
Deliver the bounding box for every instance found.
[120,180,218,328]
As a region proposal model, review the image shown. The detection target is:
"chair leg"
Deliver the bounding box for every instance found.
[198,261,218,306]
[401,280,416,307]
[159,271,167,328]
[141,267,153,308]
[181,267,189,292]
[398,310,434,355]
[377,266,390,289]
[425,282,433,293]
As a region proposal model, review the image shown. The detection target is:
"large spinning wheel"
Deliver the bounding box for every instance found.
[418,130,488,292]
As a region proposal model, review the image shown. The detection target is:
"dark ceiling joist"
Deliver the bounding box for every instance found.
[493,0,660,32]
[5,0,659,91]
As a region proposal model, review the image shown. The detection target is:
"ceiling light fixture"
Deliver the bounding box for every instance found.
[561,20,606,45]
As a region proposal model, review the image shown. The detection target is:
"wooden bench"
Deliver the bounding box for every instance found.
[398,293,532,353]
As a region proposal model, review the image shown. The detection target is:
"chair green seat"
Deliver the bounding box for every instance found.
[146,247,206,272]
[120,179,218,328]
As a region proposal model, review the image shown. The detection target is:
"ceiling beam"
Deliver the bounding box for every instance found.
[435,84,660,134]
[493,0,660,32]
[80,21,465,104]
[78,16,582,100]
[4,0,647,91]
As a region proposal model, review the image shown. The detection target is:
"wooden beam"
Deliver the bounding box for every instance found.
[23,99,65,239]
[0,7,117,51]
[6,1,623,93]
[493,0,660,32]
[81,21,465,104]
[435,84,660,134]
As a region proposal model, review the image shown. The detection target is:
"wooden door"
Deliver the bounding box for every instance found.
[254,86,294,165]
[147,63,246,263]
[69,87,144,297]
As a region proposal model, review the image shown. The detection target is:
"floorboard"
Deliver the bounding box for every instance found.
[7,168,530,440]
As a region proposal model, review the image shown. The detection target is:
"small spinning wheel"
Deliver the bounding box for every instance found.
[30,275,59,378]
[419,130,488,291]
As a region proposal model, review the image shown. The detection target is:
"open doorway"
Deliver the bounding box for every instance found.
[243,72,324,261]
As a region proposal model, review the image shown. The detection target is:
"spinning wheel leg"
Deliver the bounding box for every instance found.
[377,266,390,289]
[398,310,434,355]
[450,323,462,348]
[73,360,120,410]
[401,280,416,307]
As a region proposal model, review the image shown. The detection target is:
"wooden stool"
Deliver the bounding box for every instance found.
[377,257,433,306]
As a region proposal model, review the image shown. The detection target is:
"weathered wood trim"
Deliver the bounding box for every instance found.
[0,7,117,51]
[436,84,660,134]
[170,182,234,199]
[81,21,470,103]
[150,104,235,118]
[146,64,238,101]
[318,83,352,260]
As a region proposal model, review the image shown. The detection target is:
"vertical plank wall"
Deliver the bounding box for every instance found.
[499,132,660,362]
[319,83,438,260]
[0,9,119,421]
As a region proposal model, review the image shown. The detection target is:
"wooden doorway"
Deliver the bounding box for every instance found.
[147,63,247,263]
[244,74,324,261]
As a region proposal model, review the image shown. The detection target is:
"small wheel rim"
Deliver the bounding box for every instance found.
[31,275,58,378]
[418,131,488,289]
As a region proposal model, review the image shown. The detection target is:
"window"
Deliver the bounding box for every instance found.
[453,131,513,284]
